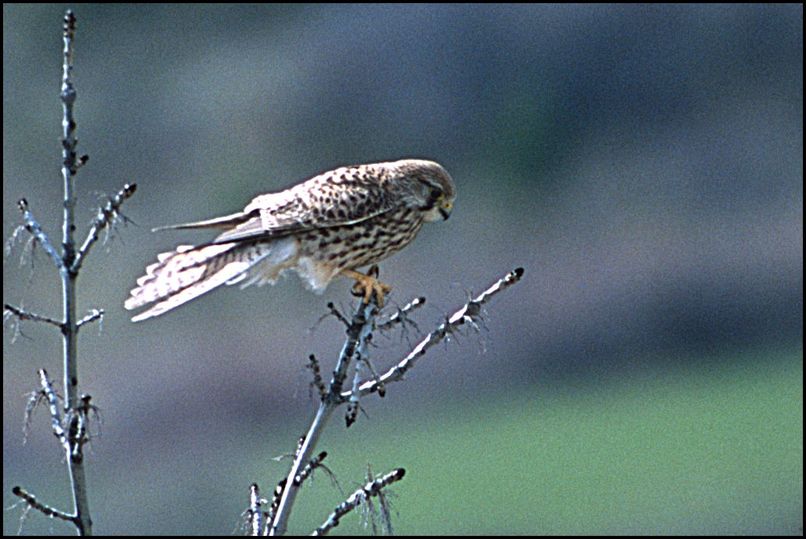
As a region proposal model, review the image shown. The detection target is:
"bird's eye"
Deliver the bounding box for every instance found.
[429,187,442,201]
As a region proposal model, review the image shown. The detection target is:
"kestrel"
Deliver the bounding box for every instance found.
[125,159,455,321]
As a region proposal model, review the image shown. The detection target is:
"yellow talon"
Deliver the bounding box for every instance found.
[342,267,392,307]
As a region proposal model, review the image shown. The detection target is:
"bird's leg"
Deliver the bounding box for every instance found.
[342,266,392,307]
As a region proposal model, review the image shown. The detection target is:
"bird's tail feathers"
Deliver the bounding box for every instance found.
[125,242,254,321]
[151,210,251,232]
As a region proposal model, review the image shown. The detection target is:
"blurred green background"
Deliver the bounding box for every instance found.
[3,4,802,535]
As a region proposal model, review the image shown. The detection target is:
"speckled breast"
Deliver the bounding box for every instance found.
[299,207,424,271]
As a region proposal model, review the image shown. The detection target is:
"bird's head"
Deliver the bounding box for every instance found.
[393,159,456,222]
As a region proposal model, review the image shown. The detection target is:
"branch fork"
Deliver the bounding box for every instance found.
[260,267,524,535]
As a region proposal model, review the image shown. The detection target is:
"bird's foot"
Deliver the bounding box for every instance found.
[343,266,392,307]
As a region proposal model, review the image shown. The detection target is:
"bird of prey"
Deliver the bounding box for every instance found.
[125,159,455,321]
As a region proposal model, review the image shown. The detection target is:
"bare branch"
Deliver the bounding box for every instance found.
[306,354,327,401]
[7,13,105,532]
[345,315,379,426]
[76,308,104,330]
[65,394,95,459]
[355,333,384,399]
[11,486,76,524]
[58,10,93,534]
[265,478,287,534]
[270,268,523,535]
[311,468,406,536]
[15,199,63,270]
[247,483,265,537]
[4,303,62,329]
[376,296,425,333]
[293,451,329,487]
[269,298,378,535]
[345,267,524,400]
[37,369,69,451]
[73,182,137,272]
[321,299,378,404]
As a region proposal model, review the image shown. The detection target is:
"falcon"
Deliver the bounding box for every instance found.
[125,159,455,321]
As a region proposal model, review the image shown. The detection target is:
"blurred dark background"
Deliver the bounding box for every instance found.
[4,4,802,535]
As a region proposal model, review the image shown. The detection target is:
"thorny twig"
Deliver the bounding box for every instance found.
[344,267,524,400]
[311,468,406,536]
[73,182,137,272]
[262,267,524,535]
[268,297,378,535]
[11,486,76,525]
[8,11,136,535]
